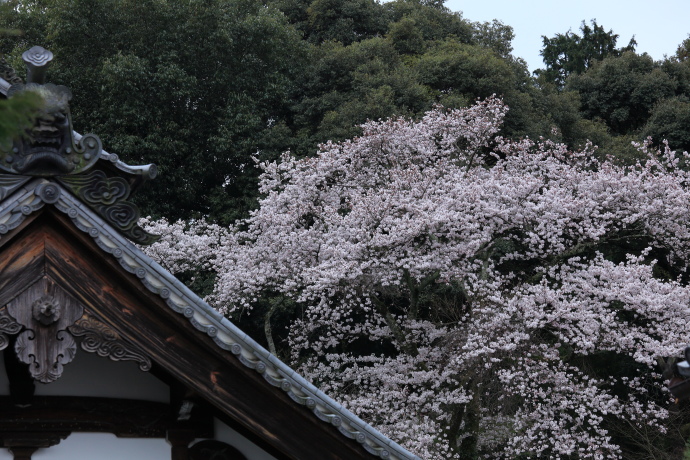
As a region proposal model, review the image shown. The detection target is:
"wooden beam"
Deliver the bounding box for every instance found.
[0,396,207,438]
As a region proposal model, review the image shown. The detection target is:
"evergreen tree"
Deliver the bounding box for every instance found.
[538,20,636,89]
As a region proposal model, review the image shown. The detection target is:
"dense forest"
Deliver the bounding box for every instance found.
[3,0,690,458]
[3,0,690,223]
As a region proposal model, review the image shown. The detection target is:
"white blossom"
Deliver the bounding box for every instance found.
[143,98,690,459]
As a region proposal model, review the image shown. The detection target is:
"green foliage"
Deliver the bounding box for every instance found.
[387,17,425,55]
[5,0,531,222]
[568,51,676,134]
[0,21,23,37]
[471,19,514,58]
[415,39,542,137]
[306,0,389,45]
[2,0,559,222]
[266,0,312,32]
[538,20,636,89]
[536,27,690,165]
[384,0,473,43]
[1,0,308,224]
[531,81,609,148]
[596,133,646,166]
[643,96,690,153]
[0,5,45,155]
[288,21,542,150]
[416,39,515,97]
[268,0,391,45]
[290,37,431,149]
[0,90,43,143]
[677,35,690,62]
[4,3,690,456]
[7,0,680,225]
[661,57,690,98]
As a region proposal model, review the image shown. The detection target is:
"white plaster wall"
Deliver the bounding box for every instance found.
[0,346,168,401]
[0,436,167,460]
[31,350,169,401]
[32,433,170,459]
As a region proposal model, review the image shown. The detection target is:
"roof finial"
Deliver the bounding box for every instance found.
[22,46,54,84]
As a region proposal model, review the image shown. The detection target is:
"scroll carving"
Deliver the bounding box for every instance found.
[58,170,158,245]
[69,314,152,372]
[6,277,84,383]
[59,170,130,207]
[0,307,22,351]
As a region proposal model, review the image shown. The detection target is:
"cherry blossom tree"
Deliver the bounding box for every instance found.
[143,98,690,459]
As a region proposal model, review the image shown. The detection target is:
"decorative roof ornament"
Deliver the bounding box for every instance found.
[3,46,100,176]
[0,46,159,245]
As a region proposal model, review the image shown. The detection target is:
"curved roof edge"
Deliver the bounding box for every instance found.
[0,177,421,460]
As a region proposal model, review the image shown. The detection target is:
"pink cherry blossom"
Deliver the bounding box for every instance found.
[143,98,690,459]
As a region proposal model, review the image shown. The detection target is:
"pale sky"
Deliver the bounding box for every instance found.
[444,0,690,72]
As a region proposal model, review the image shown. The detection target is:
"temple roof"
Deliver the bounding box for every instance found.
[0,47,420,460]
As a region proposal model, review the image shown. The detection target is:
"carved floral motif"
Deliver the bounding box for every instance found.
[14,329,77,383]
[32,296,60,326]
[6,278,84,383]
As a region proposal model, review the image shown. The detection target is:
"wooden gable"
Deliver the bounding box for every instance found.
[0,205,380,459]
[0,45,418,460]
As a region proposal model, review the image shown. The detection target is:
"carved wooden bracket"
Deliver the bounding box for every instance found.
[1,278,153,383]
[5,277,83,383]
[68,313,152,371]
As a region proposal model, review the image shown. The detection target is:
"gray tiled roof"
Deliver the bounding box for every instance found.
[0,175,421,460]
